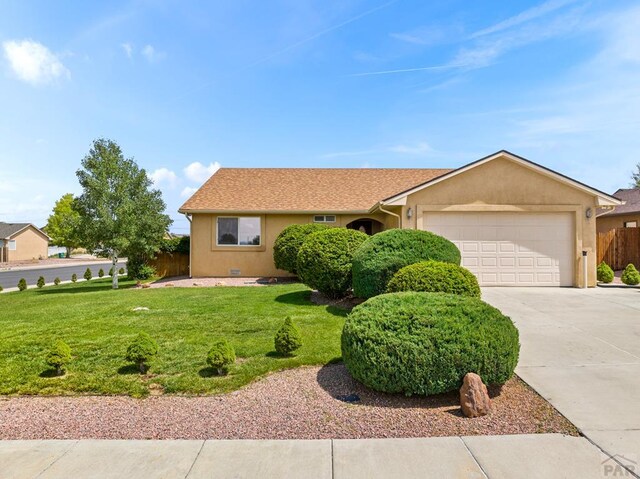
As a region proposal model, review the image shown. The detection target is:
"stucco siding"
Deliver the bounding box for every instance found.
[596,214,640,233]
[404,157,598,287]
[7,227,49,262]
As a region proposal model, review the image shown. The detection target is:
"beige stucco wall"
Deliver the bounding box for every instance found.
[402,157,599,287]
[596,214,640,233]
[190,213,388,277]
[7,227,49,262]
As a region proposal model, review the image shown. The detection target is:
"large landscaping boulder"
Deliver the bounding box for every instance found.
[297,228,368,298]
[460,373,492,418]
[341,292,519,396]
[352,229,461,299]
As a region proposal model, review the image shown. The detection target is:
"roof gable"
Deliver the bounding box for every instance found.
[0,223,49,240]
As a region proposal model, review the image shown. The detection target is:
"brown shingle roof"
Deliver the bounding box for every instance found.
[179,168,452,213]
[597,188,638,217]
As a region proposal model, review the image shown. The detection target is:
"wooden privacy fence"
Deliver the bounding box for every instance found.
[597,227,640,270]
[149,252,189,278]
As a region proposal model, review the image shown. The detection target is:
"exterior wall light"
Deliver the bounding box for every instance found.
[585,207,593,219]
[406,207,413,219]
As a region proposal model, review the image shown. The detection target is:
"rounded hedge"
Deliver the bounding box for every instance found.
[297,228,368,298]
[274,317,303,356]
[273,223,329,274]
[386,261,480,298]
[352,229,461,298]
[207,339,236,375]
[125,332,158,373]
[46,340,72,376]
[597,261,614,283]
[341,292,519,396]
[621,263,640,286]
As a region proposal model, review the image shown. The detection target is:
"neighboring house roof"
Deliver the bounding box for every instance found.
[597,188,640,217]
[179,168,452,213]
[0,222,50,240]
[179,150,623,214]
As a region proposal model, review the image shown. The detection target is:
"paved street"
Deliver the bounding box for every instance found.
[0,435,617,479]
[0,261,126,290]
[483,287,640,477]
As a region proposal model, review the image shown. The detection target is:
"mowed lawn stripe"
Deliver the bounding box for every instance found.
[0,280,345,396]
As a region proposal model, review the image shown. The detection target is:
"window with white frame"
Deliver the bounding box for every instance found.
[217,217,261,246]
[624,221,637,228]
[8,240,16,251]
[313,215,336,223]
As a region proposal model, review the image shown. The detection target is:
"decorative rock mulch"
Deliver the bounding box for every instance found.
[0,365,578,440]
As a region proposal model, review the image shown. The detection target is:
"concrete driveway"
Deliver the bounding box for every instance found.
[483,287,640,473]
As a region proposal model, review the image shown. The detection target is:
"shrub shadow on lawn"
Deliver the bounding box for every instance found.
[316,363,463,410]
[198,366,218,378]
[274,291,349,318]
[35,282,136,295]
[117,364,141,375]
[39,369,62,378]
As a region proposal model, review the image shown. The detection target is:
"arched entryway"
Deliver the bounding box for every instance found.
[346,218,384,235]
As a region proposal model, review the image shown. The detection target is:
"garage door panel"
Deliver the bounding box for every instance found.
[424,212,574,287]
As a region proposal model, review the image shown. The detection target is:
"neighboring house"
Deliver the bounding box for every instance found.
[0,223,50,263]
[596,188,640,233]
[179,150,622,287]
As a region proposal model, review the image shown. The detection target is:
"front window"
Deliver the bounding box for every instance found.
[217,217,261,246]
[314,215,336,223]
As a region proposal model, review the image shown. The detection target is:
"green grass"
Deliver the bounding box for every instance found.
[0,279,346,397]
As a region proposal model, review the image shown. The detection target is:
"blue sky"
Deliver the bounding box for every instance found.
[1,0,639,234]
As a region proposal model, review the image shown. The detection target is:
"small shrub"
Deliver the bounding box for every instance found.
[71,273,77,283]
[45,340,72,376]
[37,276,45,288]
[297,228,368,298]
[98,268,105,278]
[118,267,125,275]
[273,223,329,274]
[54,277,61,286]
[386,261,480,298]
[206,339,236,375]
[621,263,640,286]
[341,292,520,396]
[596,262,614,283]
[0,285,3,293]
[274,317,303,356]
[125,332,158,374]
[127,257,155,280]
[18,278,27,291]
[108,267,114,276]
[84,268,92,281]
[352,229,461,298]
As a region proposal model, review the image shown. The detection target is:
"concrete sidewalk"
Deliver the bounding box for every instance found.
[0,435,621,479]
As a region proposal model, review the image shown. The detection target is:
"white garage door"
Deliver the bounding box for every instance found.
[423,212,574,286]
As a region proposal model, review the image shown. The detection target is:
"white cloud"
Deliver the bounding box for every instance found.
[141,44,165,63]
[150,167,177,188]
[388,142,432,155]
[2,39,70,85]
[121,43,133,59]
[184,161,220,184]
[180,186,198,198]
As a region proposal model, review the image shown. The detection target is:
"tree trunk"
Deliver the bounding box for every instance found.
[112,254,119,289]
[66,246,72,259]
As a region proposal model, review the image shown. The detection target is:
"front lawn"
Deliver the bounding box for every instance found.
[0,280,345,396]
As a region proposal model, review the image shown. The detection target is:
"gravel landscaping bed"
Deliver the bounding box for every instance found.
[0,365,578,440]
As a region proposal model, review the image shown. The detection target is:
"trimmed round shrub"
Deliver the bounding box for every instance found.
[18,278,27,291]
[621,263,640,286]
[37,276,45,289]
[71,273,77,283]
[341,292,520,396]
[109,267,114,276]
[98,268,105,278]
[84,268,92,281]
[386,261,480,298]
[118,267,125,275]
[596,262,614,283]
[125,332,158,374]
[297,228,368,298]
[54,277,61,286]
[46,340,72,376]
[352,229,461,299]
[206,339,236,375]
[274,317,303,356]
[273,223,329,274]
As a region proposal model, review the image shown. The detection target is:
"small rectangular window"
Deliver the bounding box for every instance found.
[313,215,336,223]
[624,221,637,228]
[8,240,16,251]
[217,217,261,246]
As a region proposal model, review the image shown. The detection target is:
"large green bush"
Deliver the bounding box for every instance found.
[387,261,480,298]
[352,229,461,298]
[297,228,368,298]
[621,263,640,286]
[207,339,236,375]
[273,223,329,274]
[46,340,72,376]
[596,262,614,283]
[274,317,303,356]
[125,332,158,374]
[341,292,520,396]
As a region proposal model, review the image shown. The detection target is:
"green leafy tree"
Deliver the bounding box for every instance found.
[74,139,172,289]
[45,193,81,258]
[632,164,640,187]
